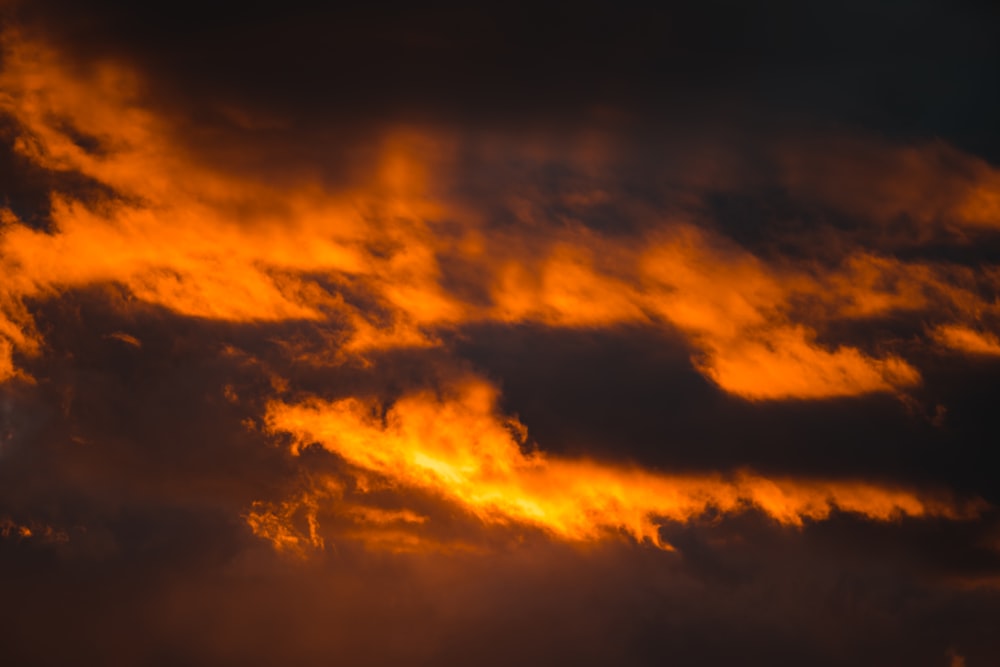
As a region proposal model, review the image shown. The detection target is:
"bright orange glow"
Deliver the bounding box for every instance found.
[485,225,928,399]
[0,31,465,367]
[635,230,924,398]
[696,329,920,400]
[1,26,998,403]
[932,324,1000,356]
[262,379,973,551]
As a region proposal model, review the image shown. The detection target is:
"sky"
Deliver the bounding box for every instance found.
[1,1,999,665]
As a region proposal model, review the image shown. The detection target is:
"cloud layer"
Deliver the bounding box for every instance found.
[2,3,1000,665]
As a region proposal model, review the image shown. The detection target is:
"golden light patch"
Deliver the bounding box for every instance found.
[260,379,974,552]
[2,27,999,403]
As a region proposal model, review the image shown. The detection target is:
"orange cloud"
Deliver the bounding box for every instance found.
[1,26,998,402]
[695,328,920,400]
[485,225,927,399]
[0,30,467,371]
[932,324,1000,356]
[261,378,976,552]
[244,491,327,559]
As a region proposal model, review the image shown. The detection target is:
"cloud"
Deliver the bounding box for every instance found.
[932,325,1000,357]
[0,515,68,542]
[3,24,1000,402]
[260,376,979,552]
[1,5,1000,665]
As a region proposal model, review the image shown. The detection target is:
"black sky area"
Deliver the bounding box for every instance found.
[10,1,1000,155]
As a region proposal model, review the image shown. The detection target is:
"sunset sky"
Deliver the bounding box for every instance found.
[2,2,999,665]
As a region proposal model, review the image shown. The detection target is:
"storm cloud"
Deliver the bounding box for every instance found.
[2,1,999,665]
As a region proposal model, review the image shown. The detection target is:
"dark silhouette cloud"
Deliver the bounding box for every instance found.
[2,2,999,665]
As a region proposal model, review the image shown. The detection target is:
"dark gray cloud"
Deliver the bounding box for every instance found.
[2,2,1000,665]
[1,277,997,665]
[8,0,1000,154]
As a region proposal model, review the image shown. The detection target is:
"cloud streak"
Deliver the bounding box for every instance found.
[2,28,998,402]
[260,377,978,551]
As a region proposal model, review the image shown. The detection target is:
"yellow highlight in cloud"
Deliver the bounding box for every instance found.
[261,379,972,551]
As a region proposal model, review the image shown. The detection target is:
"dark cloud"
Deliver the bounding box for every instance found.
[1,284,997,663]
[3,505,999,666]
[453,322,1000,502]
[7,0,1000,154]
[2,2,1000,665]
